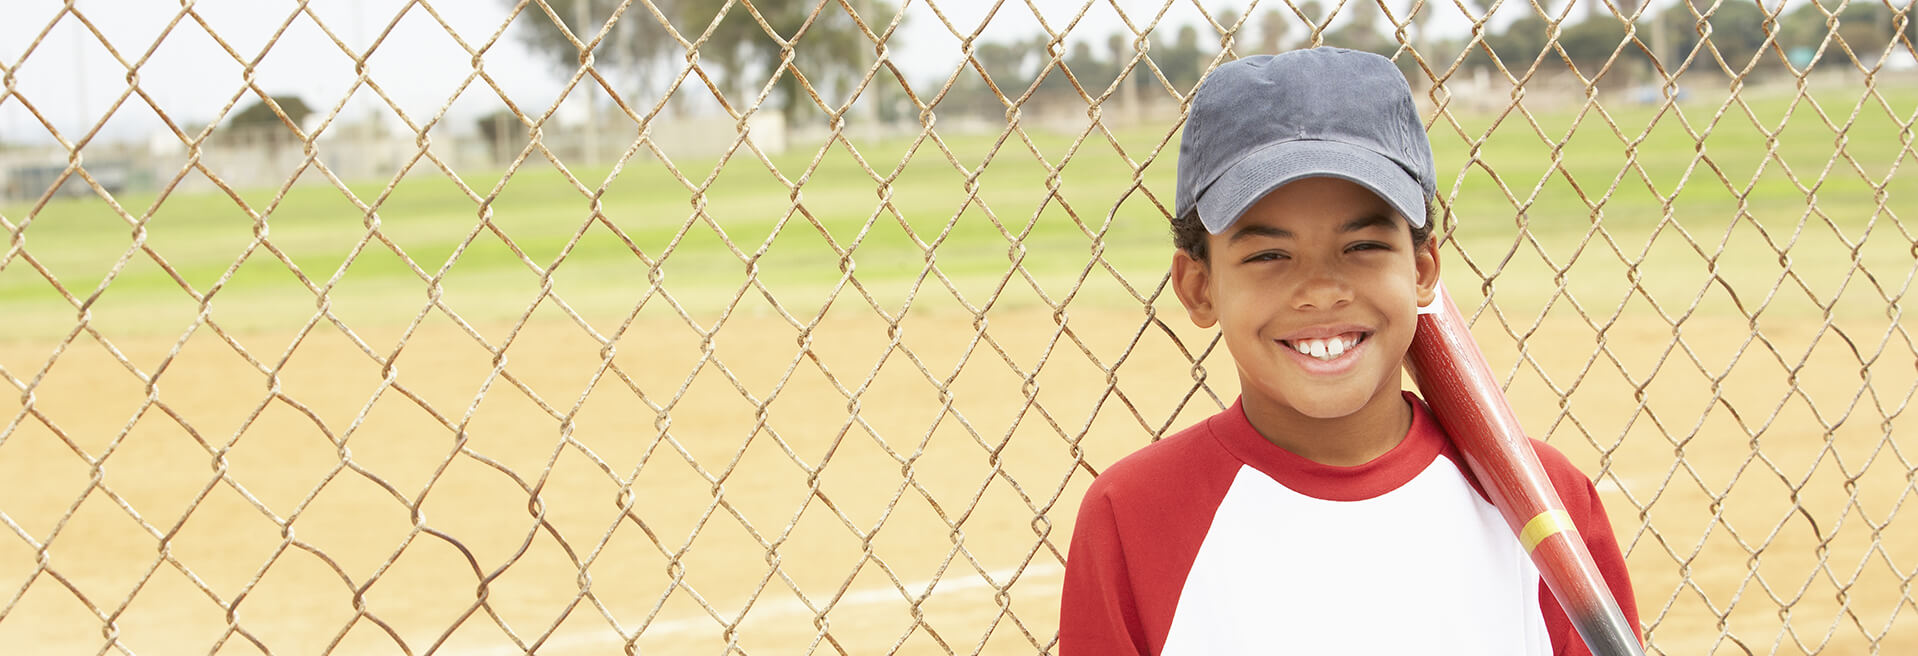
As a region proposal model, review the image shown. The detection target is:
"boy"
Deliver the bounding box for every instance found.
[1059,48,1638,654]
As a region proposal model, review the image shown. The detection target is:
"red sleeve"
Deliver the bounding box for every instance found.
[1059,482,1150,656]
[1057,418,1240,655]
[1533,439,1642,655]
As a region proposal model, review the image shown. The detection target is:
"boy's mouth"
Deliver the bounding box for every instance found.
[1281,333,1367,361]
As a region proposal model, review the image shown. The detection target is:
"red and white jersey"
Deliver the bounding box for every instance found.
[1060,392,1637,655]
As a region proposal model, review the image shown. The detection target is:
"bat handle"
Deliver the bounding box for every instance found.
[1571,606,1645,656]
[1538,535,1646,656]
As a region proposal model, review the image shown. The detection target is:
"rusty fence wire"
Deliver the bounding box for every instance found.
[1,0,1914,654]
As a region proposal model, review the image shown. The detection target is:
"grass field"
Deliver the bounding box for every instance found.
[2,77,1915,654]
[7,77,1913,336]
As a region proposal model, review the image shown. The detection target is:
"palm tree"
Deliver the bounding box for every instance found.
[1300,0,1326,45]
[1258,6,1292,53]
[1107,32,1142,122]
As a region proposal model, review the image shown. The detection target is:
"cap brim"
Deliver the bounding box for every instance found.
[1196,140,1428,234]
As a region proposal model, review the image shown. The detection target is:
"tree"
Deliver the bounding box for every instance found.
[1409,0,1442,48]
[1065,40,1114,92]
[1831,2,1910,62]
[1770,0,1911,70]
[1257,7,1292,53]
[229,95,314,132]
[1459,0,1493,21]
[1300,0,1328,44]
[509,0,896,122]
[1653,0,1772,73]
[474,109,523,164]
[1156,24,1210,91]
[944,34,1043,117]
[1217,7,1246,55]
[697,0,896,121]
[1024,35,1085,104]
[511,0,683,110]
[1324,0,1391,54]
[227,94,315,150]
[1458,0,1497,69]
[975,39,1032,86]
[1481,14,1551,69]
[1775,0,1831,56]
[1555,13,1632,70]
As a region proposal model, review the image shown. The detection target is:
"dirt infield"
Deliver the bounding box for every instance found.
[2,294,1913,655]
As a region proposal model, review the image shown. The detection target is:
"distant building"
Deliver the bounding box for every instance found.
[6,161,131,201]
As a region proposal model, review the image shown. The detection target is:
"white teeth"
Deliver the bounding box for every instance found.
[1291,335,1359,361]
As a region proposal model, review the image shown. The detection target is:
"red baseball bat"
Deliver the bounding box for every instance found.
[1403,281,1643,656]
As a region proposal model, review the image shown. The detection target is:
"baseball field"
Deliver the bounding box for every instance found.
[2,79,1914,654]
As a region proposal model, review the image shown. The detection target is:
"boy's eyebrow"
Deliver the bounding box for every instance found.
[1227,223,1292,243]
[1226,212,1401,243]
[1341,212,1400,233]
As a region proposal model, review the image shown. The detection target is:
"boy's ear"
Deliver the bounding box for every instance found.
[1171,249,1218,329]
[1414,238,1441,307]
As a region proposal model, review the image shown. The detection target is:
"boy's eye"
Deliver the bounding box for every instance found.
[1347,241,1390,253]
[1242,251,1287,263]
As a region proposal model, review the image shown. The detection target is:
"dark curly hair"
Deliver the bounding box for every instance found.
[1171,200,1436,262]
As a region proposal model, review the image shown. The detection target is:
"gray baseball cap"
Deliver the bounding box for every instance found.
[1174,48,1435,234]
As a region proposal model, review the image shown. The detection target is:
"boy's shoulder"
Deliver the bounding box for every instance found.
[1425,408,1607,516]
[1083,407,1242,503]
[1518,435,1606,510]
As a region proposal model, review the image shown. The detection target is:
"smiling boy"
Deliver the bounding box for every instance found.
[1059,48,1637,654]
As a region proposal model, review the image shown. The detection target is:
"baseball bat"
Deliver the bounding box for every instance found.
[1403,281,1643,656]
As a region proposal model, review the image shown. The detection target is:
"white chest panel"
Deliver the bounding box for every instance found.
[1161,463,1551,655]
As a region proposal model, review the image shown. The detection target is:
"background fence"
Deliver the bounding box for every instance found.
[1,0,1914,654]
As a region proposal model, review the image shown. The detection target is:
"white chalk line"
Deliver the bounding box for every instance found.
[447,475,1631,654]
[443,475,1631,656]
[449,563,1066,655]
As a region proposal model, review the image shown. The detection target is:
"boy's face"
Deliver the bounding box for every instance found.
[1173,177,1440,422]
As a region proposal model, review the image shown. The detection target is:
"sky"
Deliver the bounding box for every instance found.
[0,0,1524,148]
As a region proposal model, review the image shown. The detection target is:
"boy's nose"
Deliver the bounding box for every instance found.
[1290,263,1354,311]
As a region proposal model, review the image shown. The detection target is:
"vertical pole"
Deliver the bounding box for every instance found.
[575,0,601,166]
[73,15,88,140]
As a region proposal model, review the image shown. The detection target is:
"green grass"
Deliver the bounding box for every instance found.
[3,80,1912,341]
[1432,81,1916,328]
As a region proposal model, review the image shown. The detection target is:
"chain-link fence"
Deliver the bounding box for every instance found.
[1,0,1913,654]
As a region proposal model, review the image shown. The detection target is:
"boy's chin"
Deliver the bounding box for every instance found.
[1284,393,1378,420]
[1258,378,1399,420]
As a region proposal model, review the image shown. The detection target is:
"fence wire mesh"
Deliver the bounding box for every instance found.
[0,0,1914,654]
